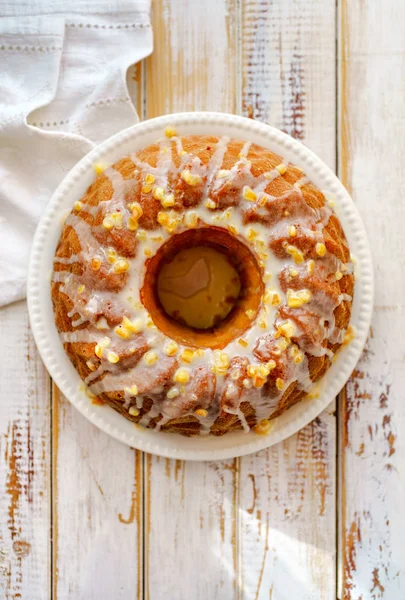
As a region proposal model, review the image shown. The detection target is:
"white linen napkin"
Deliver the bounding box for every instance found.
[0,0,152,306]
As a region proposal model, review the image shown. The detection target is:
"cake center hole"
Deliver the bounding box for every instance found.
[156,246,241,330]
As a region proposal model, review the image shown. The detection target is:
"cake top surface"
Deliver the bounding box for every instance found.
[52,131,354,434]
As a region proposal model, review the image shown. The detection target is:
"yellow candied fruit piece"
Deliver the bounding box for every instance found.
[276,163,287,175]
[86,360,96,372]
[181,169,202,186]
[253,375,267,388]
[77,284,85,294]
[289,267,298,277]
[195,408,208,418]
[114,325,131,339]
[111,213,124,228]
[122,316,142,334]
[142,184,153,194]
[153,186,165,201]
[213,351,230,375]
[184,211,198,228]
[267,359,277,370]
[102,215,114,230]
[258,317,267,329]
[258,364,271,377]
[245,309,255,319]
[294,351,304,364]
[287,288,312,308]
[94,162,106,175]
[164,341,179,356]
[91,257,101,271]
[146,315,157,329]
[74,200,83,212]
[278,320,296,339]
[205,199,217,209]
[286,244,304,264]
[167,387,180,399]
[151,235,164,243]
[126,385,139,396]
[136,229,148,242]
[180,348,196,364]
[277,337,289,351]
[103,212,124,230]
[254,419,272,435]
[129,202,143,220]
[106,248,117,264]
[113,259,130,274]
[258,195,268,207]
[243,186,257,202]
[127,216,139,231]
[144,350,158,365]
[145,173,156,185]
[227,224,239,236]
[247,228,258,242]
[263,271,272,283]
[284,210,290,217]
[173,368,190,384]
[276,378,285,391]
[107,351,120,364]
[263,290,281,306]
[315,242,327,257]
[335,271,343,281]
[307,259,315,274]
[144,248,153,257]
[164,126,177,139]
[238,338,248,348]
[162,193,175,208]
[157,211,178,233]
[258,252,269,261]
[247,364,258,378]
[129,406,140,416]
[288,225,297,237]
[94,337,110,359]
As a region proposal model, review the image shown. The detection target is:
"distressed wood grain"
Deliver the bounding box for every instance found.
[0,302,51,599]
[52,387,143,599]
[339,0,405,597]
[239,2,337,598]
[143,1,240,599]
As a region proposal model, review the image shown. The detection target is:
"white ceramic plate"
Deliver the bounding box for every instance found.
[27,112,373,461]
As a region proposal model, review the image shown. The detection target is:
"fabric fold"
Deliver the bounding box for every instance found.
[0,2,152,306]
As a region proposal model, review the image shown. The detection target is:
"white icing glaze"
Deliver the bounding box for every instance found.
[52,132,353,434]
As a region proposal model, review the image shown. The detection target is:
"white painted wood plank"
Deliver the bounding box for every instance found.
[242,0,336,170]
[144,1,239,598]
[52,388,144,599]
[145,456,239,599]
[239,1,337,598]
[0,301,51,599]
[339,0,405,597]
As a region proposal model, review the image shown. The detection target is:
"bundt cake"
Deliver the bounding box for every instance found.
[52,129,354,436]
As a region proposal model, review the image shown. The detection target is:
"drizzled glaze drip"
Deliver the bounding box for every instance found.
[52,132,354,435]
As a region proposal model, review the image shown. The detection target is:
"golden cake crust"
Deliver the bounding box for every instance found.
[52,133,354,436]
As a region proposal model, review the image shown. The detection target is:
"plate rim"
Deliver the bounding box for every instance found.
[27,111,374,461]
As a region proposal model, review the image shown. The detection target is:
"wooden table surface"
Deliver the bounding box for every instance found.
[1,1,404,598]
